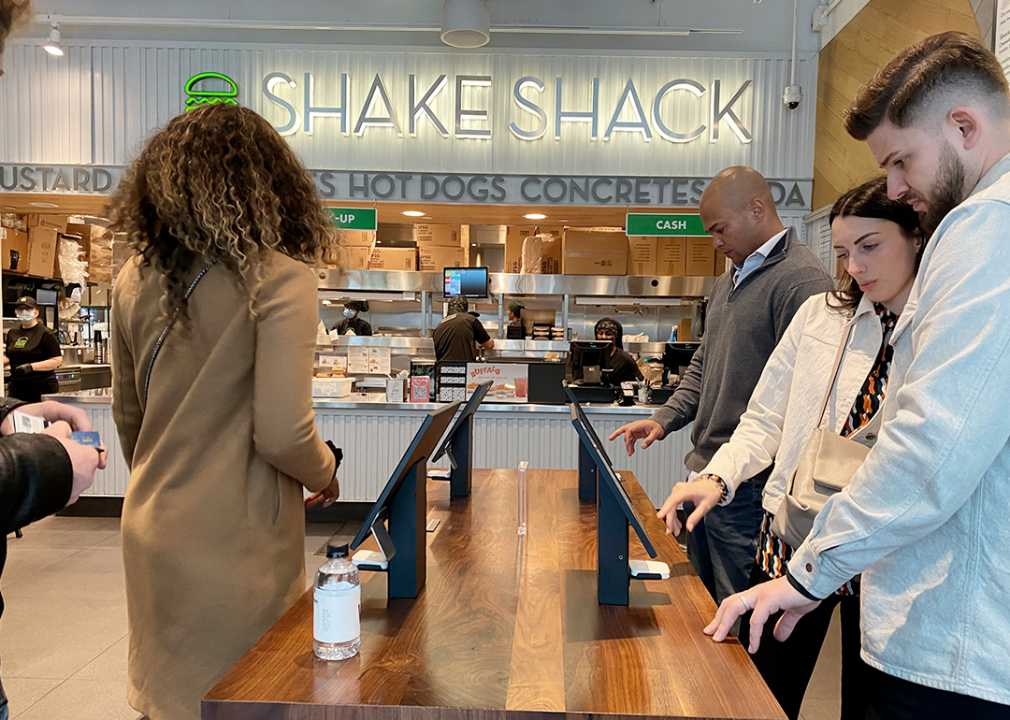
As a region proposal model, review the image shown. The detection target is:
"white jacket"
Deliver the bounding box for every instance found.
[702,292,885,515]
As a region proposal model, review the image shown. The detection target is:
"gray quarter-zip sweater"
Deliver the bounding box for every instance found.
[651,228,834,472]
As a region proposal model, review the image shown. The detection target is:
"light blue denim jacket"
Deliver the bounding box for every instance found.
[789,153,1010,706]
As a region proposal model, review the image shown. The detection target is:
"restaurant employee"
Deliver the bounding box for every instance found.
[335,300,372,336]
[433,297,494,362]
[596,317,643,386]
[3,296,62,402]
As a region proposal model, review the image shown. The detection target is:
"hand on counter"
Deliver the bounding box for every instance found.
[12,363,32,377]
[657,477,723,535]
[705,576,821,654]
[306,474,341,509]
[41,420,106,505]
[609,419,665,456]
[1,401,96,436]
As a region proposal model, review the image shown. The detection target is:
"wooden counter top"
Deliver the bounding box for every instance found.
[203,469,784,720]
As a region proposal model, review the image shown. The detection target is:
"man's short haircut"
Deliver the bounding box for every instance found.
[0,0,32,54]
[845,31,1010,141]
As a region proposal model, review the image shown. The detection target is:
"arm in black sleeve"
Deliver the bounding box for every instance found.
[0,434,73,534]
[40,328,61,359]
[648,333,706,435]
[472,317,491,344]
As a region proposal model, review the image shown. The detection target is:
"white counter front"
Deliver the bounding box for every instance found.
[46,390,693,508]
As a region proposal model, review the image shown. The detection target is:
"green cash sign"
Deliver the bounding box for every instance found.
[625,213,708,237]
[329,208,378,231]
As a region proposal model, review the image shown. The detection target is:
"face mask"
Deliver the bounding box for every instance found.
[16,311,34,323]
[343,309,356,319]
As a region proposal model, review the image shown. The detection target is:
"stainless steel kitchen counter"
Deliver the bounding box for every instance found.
[45,389,665,415]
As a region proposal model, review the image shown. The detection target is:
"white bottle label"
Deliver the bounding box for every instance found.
[314,585,361,644]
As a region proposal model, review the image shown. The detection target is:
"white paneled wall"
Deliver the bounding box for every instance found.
[77,403,692,508]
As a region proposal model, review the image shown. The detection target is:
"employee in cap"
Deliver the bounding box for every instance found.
[3,296,62,402]
[335,300,372,336]
[595,317,643,386]
[506,300,526,338]
[433,297,494,363]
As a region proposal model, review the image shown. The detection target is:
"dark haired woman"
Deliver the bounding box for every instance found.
[109,104,343,720]
[655,176,924,720]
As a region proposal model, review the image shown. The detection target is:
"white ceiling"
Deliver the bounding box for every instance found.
[25,0,826,54]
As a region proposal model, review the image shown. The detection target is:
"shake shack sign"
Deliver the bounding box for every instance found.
[0,164,810,209]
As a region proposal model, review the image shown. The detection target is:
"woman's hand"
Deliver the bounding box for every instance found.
[656,476,724,535]
[1,401,95,435]
[704,576,822,653]
[306,474,340,508]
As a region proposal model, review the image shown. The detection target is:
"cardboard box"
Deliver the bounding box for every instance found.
[340,246,372,270]
[627,237,658,276]
[413,224,461,247]
[82,284,111,307]
[27,214,68,233]
[714,252,729,276]
[0,227,29,272]
[562,229,628,276]
[89,230,114,285]
[369,246,417,271]
[418,245,465,272]
[338,229,376,247]
[657,238,686,276]
[535,226,563,241]
[678,318,692,342]
[686,237,715,276]
[27,227,59,277]
[505,227,535,273]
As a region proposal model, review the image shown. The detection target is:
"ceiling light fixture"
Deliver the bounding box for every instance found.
[29,201,60,208]
[441,0,490,48]
[524,213,547,220]
[402,210,426,217]
[44,22,64,56]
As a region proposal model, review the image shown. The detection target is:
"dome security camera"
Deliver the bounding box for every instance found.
[783,85,802,110]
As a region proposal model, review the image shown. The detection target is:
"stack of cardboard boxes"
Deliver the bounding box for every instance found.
[503,225,724,277]
[414,225,466,272]
[330,224,469,272]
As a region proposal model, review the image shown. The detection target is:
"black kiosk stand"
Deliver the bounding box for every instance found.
[430,380,492,498]
[563,384,618,502]
[569,404,661,606]
[350,402,460,599]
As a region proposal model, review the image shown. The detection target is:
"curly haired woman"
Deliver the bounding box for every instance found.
[109,104,343,720]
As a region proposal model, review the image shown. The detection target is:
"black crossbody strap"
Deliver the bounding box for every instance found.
[143,261,216,409]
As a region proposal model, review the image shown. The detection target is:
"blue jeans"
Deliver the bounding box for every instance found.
[685,467,769,605]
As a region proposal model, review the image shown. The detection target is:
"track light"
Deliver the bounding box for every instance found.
[44,23,64,56]
[440,0,490,48]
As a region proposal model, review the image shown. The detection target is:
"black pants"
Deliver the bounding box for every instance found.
[865,666,1010,720]
[737,563,869,720]
[7,377,59,404]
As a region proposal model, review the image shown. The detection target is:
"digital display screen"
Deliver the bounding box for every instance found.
[444,267,488,298]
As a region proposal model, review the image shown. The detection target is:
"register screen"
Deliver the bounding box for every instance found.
[444,268,488,298]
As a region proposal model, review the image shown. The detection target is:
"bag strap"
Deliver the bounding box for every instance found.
[814,319,854,430]
[143,261,216,409]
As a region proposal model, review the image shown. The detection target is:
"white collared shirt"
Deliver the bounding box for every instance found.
[732,228,788,288]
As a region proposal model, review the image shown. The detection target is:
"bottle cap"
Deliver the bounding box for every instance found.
[326,544,350,559]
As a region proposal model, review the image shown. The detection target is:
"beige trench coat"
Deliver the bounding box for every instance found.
[111,251,335,720]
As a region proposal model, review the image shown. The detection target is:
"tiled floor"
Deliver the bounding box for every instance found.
[1,516,842,720]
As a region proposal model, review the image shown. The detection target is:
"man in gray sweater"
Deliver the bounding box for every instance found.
[611,166,832,603]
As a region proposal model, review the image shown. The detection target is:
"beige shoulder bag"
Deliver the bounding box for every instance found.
[771,322,870,549]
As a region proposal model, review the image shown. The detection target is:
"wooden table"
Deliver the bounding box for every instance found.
[203,470,785,720]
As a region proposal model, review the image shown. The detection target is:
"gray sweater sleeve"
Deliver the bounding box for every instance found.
[648,333,706,435]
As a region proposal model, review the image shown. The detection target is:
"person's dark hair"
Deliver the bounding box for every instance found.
[846,31,1010,140]
[345,300,368,313]
[595,317,624,350]
[0,0,31,54]
[827,177,924,313]
[108,104,339,320]
[448,297,469,314]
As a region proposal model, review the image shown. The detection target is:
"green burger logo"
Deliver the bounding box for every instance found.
[185,72,239,112]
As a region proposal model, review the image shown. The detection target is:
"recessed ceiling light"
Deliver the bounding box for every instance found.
[422,216,433,220]
[558,219,570,223]
[524,213,547,220]
[2,206,17,211]
[471,243,477,247]
[402,210,425,217]
[29,202,60,208]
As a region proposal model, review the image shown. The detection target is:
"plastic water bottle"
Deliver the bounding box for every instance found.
[668,325,678,342]
[313,544,361,660]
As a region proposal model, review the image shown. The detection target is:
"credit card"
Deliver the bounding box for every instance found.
[71,431,101,448]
